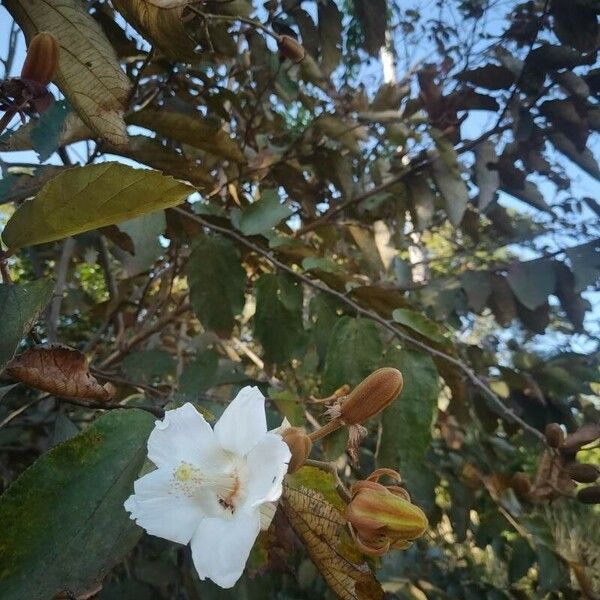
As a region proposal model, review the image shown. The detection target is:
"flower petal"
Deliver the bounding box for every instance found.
[244,433,291,508]
[147,402,227,470]
[214,386,267,456]
[124,468,203,544]
[190,511,261,589]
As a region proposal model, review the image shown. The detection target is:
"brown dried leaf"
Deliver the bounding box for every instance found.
[6,345,115,402]
[281,481,383,600]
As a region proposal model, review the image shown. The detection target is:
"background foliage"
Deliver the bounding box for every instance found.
[0,0,599,598]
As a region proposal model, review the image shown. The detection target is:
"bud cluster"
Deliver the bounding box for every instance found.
[511,422,600,504]
[345,468,428,556]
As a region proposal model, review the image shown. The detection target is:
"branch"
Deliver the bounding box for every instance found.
[173,206,545,443]
[47,237,75,343]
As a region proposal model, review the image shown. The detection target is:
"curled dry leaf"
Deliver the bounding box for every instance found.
[5,345,115,402]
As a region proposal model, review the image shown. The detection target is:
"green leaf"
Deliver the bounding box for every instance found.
[0,409,154,600]
[117,211,166,276]
[31,101,71,161]
[237,189,293,236]
[506,259,556,310]
[392,308,449,345]
[0,279,54,373]
[1,163,192,249]
[122,350,175,384]
[254,273,306,364]
[187,234,247,335]
[179,350,220,398]
[322,317,382,393]
[378,346,439,470]
[461,270,492,312]
[566,241,600,292]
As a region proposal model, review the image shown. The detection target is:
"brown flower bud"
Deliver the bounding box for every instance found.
[576,485,600,505]
[21,32,59,86]
[277,35,305,63]
[545,423,564,448]
[567,463,599,484]
[346,469,428,556]
[511,472,532,496]
[340,368,403,425]
[282,427,312,473]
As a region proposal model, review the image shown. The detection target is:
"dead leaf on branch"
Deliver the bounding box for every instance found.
[281,477,384,600]
[5,345,115,402]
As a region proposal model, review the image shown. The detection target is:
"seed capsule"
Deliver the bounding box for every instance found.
[576,485,600,505]
[282,427,312,473]
[340,368,403,425]
[545,423,564,448]
[277,35,305,63]
[568,463,599,484]
[20,32,59,86]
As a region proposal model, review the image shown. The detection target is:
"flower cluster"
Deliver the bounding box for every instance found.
[125,369,428,589]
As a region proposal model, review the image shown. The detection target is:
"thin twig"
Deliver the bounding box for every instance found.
[47,237,75,343]
[173,206,545,442]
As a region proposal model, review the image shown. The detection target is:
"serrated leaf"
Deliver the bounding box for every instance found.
[237,189,293,236]
[0,279,54,373]
[378,347,439,469]
[2,163,193,249]
[322,317,382,393]
[254,273,306,364]
[392,308,449,346]
[506,259,556,311]
[282,469,384,600]
[128,108,245,163]
[187,235,247,336]
[5,0,131,146]
[0,409,154,600]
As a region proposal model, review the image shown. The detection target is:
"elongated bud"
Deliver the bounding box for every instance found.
[340,368,403,425]
[568,463,599,484]
[545,423,564,448]
[577,485,600,505]
[21,32,59,86]
[346,469,427,556]
[282,427,312,473]
[277,35,305,63]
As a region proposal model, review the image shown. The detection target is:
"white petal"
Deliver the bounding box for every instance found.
[124,468,203,544]
[190,511,261,589]
[147,403,227,470]
[214,386,267,456]
[269,417,292,435]
[244,433,291,508]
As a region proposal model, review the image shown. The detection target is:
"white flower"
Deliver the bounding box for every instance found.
[124,386,291,589]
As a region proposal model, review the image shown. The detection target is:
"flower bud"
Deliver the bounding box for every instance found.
[576,485,600,505]
[545,423,564,448]
[345,468,427,556]
[277,35,305,63]
[20,32,59,86]
[568,463,600,484]
[340,368,403,425]
[282,427,312,473]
